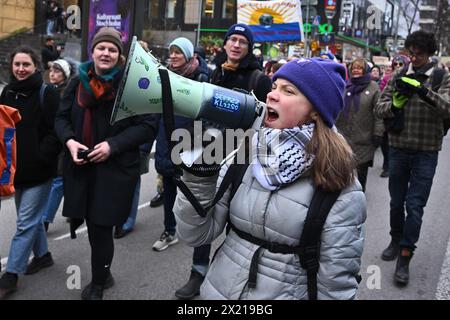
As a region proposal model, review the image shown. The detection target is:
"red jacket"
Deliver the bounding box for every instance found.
[0,104,21,196]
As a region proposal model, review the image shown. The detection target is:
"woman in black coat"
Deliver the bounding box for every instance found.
[54,27,156,300]
[0,46,60,300]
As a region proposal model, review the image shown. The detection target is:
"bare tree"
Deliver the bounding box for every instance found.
[400,0,421,34]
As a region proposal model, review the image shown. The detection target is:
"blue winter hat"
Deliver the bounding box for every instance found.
[272,58,346,128]
[224,23,254,49]
[169,37,194,61]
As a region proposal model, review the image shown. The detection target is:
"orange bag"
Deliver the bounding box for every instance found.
[0,104,21,197]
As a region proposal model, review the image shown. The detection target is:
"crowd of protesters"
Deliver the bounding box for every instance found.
[0,23,449,301]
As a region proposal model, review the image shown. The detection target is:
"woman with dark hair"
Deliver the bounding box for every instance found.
[0,46,61,299]
[370,65,382,85]
[54,27,156,300]
[336,58,384,191]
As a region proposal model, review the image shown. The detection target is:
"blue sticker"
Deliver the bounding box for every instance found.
[138,77,150,89]
[212,91,240,113]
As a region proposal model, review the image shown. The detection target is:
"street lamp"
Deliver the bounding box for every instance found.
[196,0,203,47]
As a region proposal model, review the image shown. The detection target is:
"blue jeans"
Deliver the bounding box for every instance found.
[42,176,64,223]
[163,175,177,235]
[46,19,55,36]
[193,244,211,276]
[388,147,438,251]
[122,177,141,231]
[6,180,52,274]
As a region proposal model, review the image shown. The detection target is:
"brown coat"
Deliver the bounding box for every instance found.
[336,81,384,165]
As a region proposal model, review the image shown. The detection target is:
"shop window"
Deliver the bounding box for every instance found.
[203,0,214,18]
[222,0,234,19]
[184,0,199,24]
[149,0,159,19]
[166,0,177,18]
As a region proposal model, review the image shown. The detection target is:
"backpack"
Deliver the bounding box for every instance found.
[174,159,342,300]
[0,105,21,197]
[248,69,265,95]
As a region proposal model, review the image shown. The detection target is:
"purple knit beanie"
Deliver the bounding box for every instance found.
[272,58,346,128]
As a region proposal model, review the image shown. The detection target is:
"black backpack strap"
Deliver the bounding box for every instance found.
[39,83,48,110]
[431,68,445,91]
[298,187,341,300]
[248,69,263,93]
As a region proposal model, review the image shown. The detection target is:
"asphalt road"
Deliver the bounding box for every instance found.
[1,137,450,300]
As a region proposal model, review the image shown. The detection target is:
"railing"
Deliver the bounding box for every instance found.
[0,22,48,42]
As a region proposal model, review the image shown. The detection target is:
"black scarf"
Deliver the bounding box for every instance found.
[6,71,43,98]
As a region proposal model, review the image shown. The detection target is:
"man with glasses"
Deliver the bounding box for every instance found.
[209,23,272,102]
[174,23,271,300]
[376,30,450,286]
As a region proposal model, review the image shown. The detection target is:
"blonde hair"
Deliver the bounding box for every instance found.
[350,58,368,75]
[306,117,356,192]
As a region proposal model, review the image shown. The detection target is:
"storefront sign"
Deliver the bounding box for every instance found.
[303,23,333,34]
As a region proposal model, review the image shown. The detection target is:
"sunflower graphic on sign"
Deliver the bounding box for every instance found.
[237,0,304,42]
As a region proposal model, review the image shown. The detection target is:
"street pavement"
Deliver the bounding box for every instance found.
[1,137,450,300]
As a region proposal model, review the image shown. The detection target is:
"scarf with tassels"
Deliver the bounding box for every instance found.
[77,61,121,147]
[343,73,371,119]
[169,57,199,77]
[252,124,315,191]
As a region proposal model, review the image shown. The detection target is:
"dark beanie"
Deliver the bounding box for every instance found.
[224,23,254,49]
[91,27,123,54]
[272,58,346,128]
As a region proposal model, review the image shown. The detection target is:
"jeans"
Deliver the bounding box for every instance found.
[193,244,211,276]
[388,147,438,251]
[46,19,55,36]
[6,180,52,274]
[42,176,64,224]
[162,175,177,235]
[122,177,141,231]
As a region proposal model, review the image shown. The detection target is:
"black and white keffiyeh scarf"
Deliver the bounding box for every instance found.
[252,124,315,191]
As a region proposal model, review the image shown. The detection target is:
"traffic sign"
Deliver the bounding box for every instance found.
[312,15,321,26]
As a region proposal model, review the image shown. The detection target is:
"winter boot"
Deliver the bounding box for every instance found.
[381,240,400,261]
[175,270,205,300]
[394,248,413,285]
[81,272,115,300]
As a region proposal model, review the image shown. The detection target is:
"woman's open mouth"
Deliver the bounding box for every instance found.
[266,106,279,122]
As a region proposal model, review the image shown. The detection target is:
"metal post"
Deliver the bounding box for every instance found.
[393,0,402,54]
[196,0,203,47]
[305,1,310,57]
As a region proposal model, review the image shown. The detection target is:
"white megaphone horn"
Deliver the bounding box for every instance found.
[111,36,266,130]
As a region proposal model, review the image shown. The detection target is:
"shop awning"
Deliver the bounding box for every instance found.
[336,34,383,53]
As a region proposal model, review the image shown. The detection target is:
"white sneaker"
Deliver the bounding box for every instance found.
[152,231,178,251]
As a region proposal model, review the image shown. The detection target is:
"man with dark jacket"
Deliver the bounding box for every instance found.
[174,23,272,300]
[375,30,450,286]
[210,24,272,102]
[41,37,61,70]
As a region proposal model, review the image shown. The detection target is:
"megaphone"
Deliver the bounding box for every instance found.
[111,37,265,130]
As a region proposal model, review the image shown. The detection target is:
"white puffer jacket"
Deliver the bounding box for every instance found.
[174,162,367,300]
